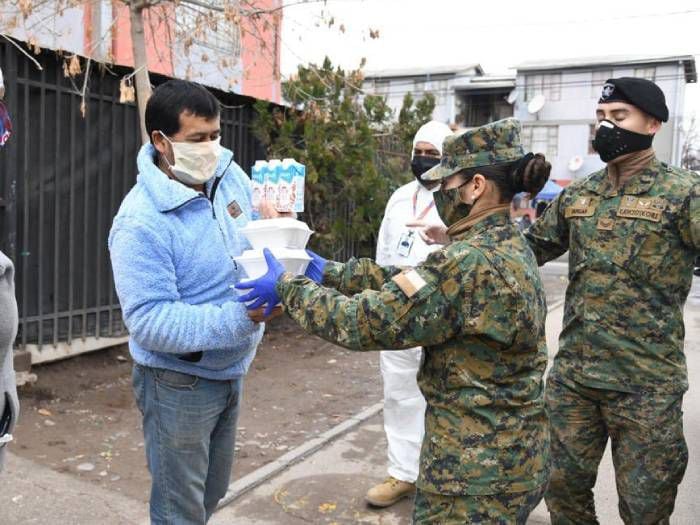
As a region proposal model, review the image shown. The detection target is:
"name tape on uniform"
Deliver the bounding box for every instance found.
[392,269,427,298]
[565,197,598,218]
[617,196,665,222]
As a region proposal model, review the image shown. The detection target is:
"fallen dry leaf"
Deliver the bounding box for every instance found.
[318,502,337,513]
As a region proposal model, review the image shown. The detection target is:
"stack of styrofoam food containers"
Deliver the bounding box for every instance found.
[234,218,313,281]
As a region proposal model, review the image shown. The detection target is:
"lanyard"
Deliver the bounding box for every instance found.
[412,188,435,221]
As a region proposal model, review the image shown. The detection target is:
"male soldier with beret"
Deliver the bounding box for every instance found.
[525,77,700,524]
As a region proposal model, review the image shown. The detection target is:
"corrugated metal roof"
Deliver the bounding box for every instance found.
[516,54,696,82]
[363,64,483,79]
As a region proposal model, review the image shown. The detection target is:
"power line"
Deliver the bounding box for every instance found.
[362,73,695,99]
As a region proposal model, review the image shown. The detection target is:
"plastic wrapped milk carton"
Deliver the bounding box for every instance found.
[277,160,295,212]
[283,158,305,213]
[251,160,266,220]
[250,158,306,215]
[265,160,281,210]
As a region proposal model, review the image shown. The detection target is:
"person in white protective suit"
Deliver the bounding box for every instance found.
[365,121,453,508]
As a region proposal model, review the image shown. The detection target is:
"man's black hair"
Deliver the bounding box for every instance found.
[145,79,220,141]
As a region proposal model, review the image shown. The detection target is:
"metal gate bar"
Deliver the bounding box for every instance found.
[0,41,264,359]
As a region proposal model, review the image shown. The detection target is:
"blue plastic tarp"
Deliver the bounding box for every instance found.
[533,180,563,202]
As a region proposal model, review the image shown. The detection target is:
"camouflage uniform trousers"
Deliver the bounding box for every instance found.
[544,378,688,525]
[412,485,546,524]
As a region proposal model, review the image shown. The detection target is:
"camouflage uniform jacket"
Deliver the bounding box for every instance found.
[525,158,700,394]
[277,210,549,496]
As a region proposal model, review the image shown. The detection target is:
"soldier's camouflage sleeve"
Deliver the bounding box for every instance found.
[321,258,404,295]
[278,251,466,351]
[678,183,700,253]
[524,192,569,265]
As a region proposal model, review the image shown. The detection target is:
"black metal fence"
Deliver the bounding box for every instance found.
[0,41,262,352]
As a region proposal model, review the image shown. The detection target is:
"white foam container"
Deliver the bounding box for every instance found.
[240,218,313,250]
[234,248,311,281]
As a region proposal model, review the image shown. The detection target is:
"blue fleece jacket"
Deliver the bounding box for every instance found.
[108,143,264,380]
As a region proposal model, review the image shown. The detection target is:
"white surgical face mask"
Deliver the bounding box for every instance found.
[159,132,222,185]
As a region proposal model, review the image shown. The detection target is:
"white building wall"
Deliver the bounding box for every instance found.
[172,42,244,94]
[362,77,455,126]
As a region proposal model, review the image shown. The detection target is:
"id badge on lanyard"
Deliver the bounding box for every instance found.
[397,230,415,257]
[397,188,434,258]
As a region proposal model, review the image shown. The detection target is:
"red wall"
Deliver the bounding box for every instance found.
[109,2,174,76]
[84,1,281,102]
[240,0,282,103]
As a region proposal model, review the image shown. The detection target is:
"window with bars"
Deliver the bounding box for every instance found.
[634,67,656,81]
[522,125,559,157]
[177,1,242,57]
[524,73,561,102]
[373,80,390,95]
[591,69,612,98]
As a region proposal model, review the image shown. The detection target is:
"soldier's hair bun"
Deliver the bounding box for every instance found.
[510,153,551,195]
[462,153,551,202]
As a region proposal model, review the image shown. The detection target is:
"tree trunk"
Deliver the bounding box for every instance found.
[129,3,151,143]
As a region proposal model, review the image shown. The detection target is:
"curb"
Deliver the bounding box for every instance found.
[216,401,384,510]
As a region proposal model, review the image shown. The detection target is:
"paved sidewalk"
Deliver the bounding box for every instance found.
[0,452,148,524]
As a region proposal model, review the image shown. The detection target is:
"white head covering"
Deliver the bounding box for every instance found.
[412,121,453,159]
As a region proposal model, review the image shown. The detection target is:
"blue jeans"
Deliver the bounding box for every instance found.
[133,364,243,525]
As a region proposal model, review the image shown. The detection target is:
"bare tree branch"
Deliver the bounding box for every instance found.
[79,55,91,116]
[0,32,43,69]
[240,0,327,17]
[179,0,225,13]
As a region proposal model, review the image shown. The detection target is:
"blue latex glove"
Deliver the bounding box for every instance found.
[305,249,327,283]
[235,248,285,316]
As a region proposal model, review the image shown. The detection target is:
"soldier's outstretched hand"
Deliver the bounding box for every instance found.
[406,220,449,245]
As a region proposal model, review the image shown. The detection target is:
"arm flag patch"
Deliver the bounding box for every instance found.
[392,269,427,298]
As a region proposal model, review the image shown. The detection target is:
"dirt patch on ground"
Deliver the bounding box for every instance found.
[13,317,382,502]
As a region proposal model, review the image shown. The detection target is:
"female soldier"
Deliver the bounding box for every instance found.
[237,118,551,524]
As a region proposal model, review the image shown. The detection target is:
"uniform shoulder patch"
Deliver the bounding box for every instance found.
[392,269,427,298]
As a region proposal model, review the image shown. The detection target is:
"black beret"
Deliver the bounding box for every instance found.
[598,77,669,122]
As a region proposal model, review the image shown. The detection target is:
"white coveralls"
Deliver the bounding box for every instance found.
[375,180,444,482]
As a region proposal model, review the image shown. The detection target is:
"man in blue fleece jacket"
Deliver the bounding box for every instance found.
[109,80,267,524]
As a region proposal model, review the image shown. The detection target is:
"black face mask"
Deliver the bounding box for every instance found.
[591,120,654,163]
[434,180,473,226]
[411,156,441,187]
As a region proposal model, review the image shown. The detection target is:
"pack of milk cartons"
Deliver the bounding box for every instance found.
[251,159,305,219]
